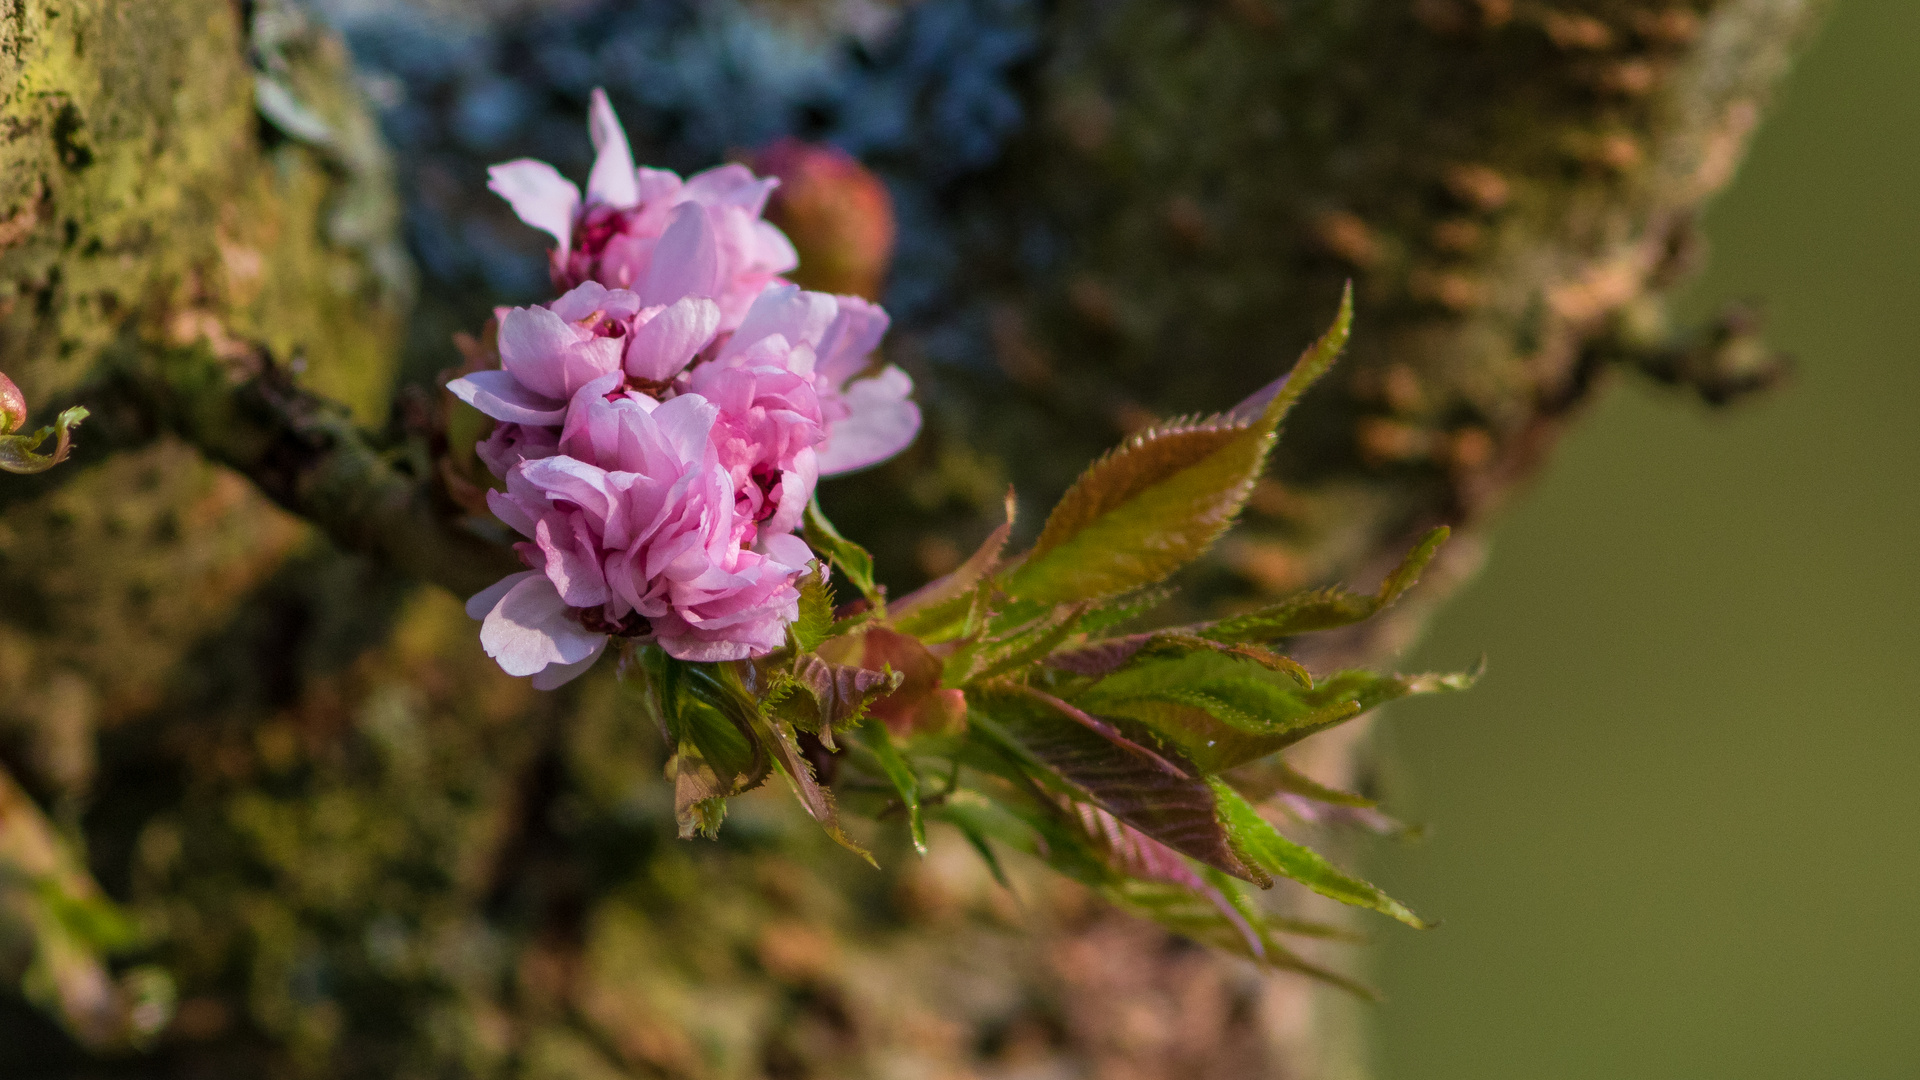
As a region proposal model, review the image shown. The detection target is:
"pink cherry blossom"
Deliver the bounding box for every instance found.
[467,393,816,684]
[489,89,799,329]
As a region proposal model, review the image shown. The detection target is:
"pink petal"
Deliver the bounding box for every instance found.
[499,306,587,400]
[480,574,607,677]
[584,88,639,208]
[816,366,920,475]
[637,204,720,307]
[447,370,568,426]
[816,294,891,387]
[650,393,721,465]
[625,297,721,381]
[487,160,581,252]
[684,163,779,214]
[724,284,838,360]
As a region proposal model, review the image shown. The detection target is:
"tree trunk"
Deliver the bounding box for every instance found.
[0,0,1823,1076]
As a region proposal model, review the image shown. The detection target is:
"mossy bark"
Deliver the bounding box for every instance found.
[0,1,1822,1077]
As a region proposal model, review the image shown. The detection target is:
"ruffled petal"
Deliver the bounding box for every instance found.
[816,366,921,475]
[724,284,838,361]
[487,160,581,252]
[815,294,891,387]
[480,574,607,677]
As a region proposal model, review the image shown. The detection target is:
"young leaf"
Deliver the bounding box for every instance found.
[803,497,883,607]
[1203,526,1449,643]
[766,656,900,741]
[790,569,836,654]
[757,712,876,865]
[858,723,927,855]
[818,626,965,736]
[1001,289,1352,605]
[967,684,1262,883]
[0,404,90,475]
[1210,778,1427,928]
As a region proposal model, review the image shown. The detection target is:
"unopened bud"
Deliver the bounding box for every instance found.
[0,371,24,434]
[754,139,895,300]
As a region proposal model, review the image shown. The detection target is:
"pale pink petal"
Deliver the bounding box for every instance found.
[584,88,639,208]
[488,160,581,253]
[750,219,800,276]
[759,531,814,572]
[763,450,817,536]
[536,515,612,608]
[548,281,641,322]
[625,297,721,381]
[530,636,609,690]
[480,575,607,677]
[636,204,720,306]
[499,306,586,400]
[447,370,568,426]
[723,284,838,360]
[816,366,920,475]
[684,163,779,213]
[816,294,891,386]
[650,393,721,464]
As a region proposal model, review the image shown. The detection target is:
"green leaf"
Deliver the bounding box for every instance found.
[1203,526,1449,644]
[1077,652,1475,771]
[756,712,876,866]
[790,569,835,654]
[967,684,1261,883]
[859,723,927,855]
[1001,287,1351,605]
[1211,779,1427,928]
[804,498,882,607]
[0,405,89,475]
[764,656,900,743]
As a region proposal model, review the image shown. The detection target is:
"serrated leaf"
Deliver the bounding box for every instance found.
[1078,652,1475,771]
[804,498,882,606]
[790,570,835,654]
[767,656,900,741]
[1002,289,1351,605]
[757,712,875,865]
[818,626,964,736]
[671,664,773,837]
[859,723,927,855]
[1204,526,1449,644]
[968,684,1261,883]
[1048,631,1313,687]
[1211,778,1426,928]
[943,603,1089,687]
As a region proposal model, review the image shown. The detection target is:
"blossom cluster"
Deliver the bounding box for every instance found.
[452,90,919,687]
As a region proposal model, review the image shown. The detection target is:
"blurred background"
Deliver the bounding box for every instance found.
[1372,1,1920,1075]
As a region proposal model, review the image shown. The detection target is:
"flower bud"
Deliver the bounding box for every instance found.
[0,371,25,435]
[754,139,895,301]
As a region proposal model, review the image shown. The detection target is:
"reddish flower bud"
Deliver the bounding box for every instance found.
[754,139,895,301]
[0,371,25,435]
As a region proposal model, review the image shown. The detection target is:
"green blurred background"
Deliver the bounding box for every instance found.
[1372,1,1920,1076]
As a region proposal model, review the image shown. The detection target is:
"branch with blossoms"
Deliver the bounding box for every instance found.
[433,92,1474,990]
